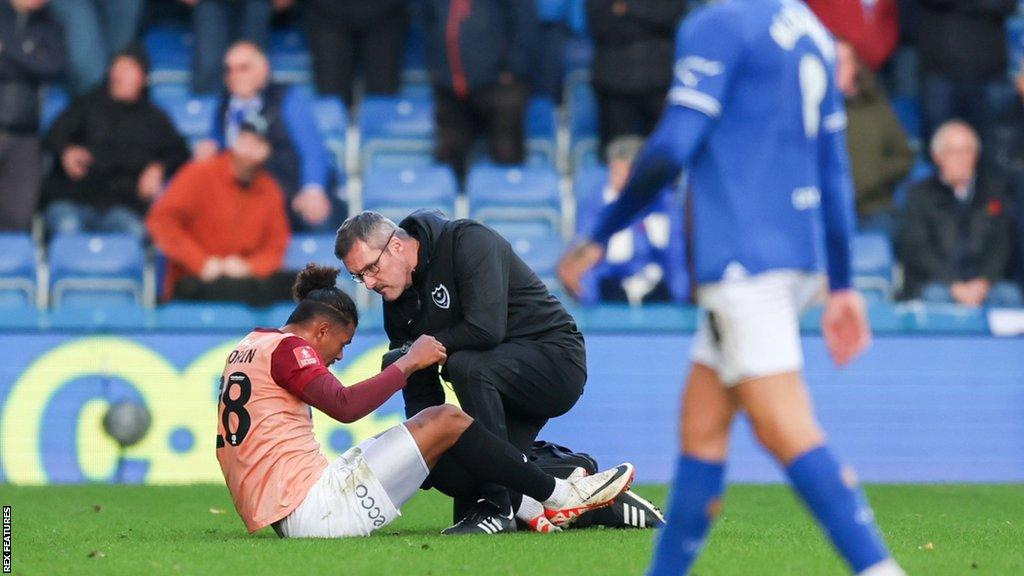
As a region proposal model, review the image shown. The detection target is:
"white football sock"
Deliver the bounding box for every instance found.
[542,478,571,508]
[516,496,544,521]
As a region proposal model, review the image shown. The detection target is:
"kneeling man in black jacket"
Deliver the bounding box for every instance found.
[336,210,596,534]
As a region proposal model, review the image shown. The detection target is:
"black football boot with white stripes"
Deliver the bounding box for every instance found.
[574,489,666,529]
[441,500,517,535]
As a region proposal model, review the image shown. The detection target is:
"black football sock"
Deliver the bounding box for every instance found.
[447,420,556,504]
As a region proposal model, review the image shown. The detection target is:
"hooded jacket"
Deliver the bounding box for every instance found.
[383,210,585,361]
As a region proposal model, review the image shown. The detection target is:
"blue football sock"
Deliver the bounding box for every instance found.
[647,455,725,576]
[786,446,890,573]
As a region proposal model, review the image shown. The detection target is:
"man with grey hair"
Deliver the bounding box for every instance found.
[335,209,663,535]
[900,120,1022,306]
[573,134,687,305]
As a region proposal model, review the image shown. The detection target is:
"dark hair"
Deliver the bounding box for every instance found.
[334,211,404,261]
[285,264,358,328]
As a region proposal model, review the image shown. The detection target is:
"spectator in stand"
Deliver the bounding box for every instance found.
[194,41,337,233]
[422,0,539,179]
[41,47,190,238]
[805,0,899,71]
[990,71,1024,293]
[836,40,914,235]
[0,0,65,232]
[914,0,1016,145]
[575,135,686,305]
[532,0,574,102]
[586,0,686,158]
[147,115,293,307]
[900,120,1022,307]
[48,0,143,95]
[305,0,408,109]
[180,0,294,95]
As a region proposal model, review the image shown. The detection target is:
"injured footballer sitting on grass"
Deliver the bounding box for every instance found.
[214,263,635,537]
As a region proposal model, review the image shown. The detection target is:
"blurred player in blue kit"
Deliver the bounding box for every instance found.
[559,1,906,574]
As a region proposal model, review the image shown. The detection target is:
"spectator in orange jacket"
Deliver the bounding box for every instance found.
[147,114,293,306]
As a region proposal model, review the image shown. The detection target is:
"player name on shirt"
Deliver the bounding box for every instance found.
[769,0,833,56]
[226,348,257,365]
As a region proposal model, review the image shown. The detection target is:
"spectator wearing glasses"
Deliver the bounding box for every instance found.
[193,41,338,233]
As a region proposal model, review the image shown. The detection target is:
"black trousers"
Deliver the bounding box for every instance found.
[594,87,668,159]
[174,272,295,307]
[433,82,528,180]
[397,338,586,520]
[307,13,408,108]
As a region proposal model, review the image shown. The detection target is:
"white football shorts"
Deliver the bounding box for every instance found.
[274,424,430,538]
[691,269,826,386]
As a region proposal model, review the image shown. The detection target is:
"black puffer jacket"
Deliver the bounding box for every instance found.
[587,0,687,94]
[42,85,190,215]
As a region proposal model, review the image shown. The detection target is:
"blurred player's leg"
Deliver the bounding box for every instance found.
[648,363,735,576]
[736,374,903,576]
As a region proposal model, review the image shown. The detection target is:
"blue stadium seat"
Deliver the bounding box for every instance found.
[312,96,347,143]
[359,95,435,168]
[402,20,428,79]
[564,37,594,74]
[399,82,433,99]
[151,84,218,141]
[268,28,311,82]
[144,26,191,81]
[363,165,458,222]
[261,301,296,327]
[0,234,37,308]
[41,86,70,133]
[155,302,258,331]
[852,232,895,301]
[504,232,564,280]
[48,234,145,307]
[902,302,989,334]
[488,220,555,239]
[526,97,558,166]
[283,234,358,294]
[467,165,562,231]
[0,306,43,330]
[359,96,436,138]
[576,304,700,333]
[48,304,150,331]
[569,82,599,167]
[573,165,610,233]
[285,233,340,270]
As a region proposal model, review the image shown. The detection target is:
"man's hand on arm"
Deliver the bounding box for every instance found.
[392,335,447,377]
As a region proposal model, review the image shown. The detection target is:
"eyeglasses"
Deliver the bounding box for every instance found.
[350,231,395,284]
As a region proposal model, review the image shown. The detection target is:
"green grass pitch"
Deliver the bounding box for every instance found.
[3,484,1022,575]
